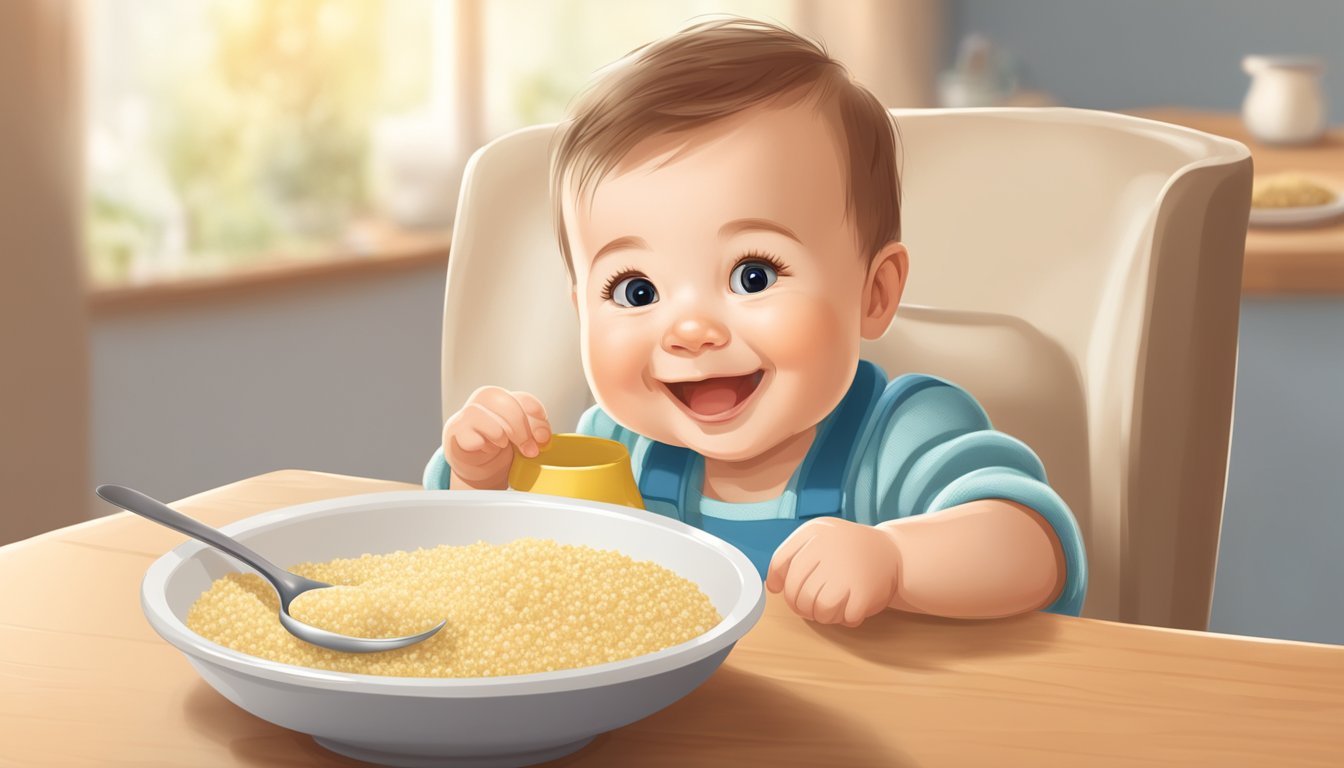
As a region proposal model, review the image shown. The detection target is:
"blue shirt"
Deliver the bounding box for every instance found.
[424,360,1087,615]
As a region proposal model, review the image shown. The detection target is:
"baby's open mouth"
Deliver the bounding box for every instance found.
[661,370,765,422]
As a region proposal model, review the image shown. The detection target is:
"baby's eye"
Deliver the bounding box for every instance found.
[730,261,778,295]
[611,275,659,307]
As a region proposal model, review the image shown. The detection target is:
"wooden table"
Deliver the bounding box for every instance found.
[1132,108,1344,295]
[3,471,1341,766]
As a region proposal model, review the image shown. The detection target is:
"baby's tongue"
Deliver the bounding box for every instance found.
[682,378,741,415]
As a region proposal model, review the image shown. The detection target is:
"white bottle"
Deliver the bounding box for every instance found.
[1242,55,1327,145]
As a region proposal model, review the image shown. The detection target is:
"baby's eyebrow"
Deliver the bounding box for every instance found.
[590,219,801,268]
[719,218,803,244]
[592,235,650,267]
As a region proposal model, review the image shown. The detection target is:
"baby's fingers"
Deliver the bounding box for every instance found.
[766,525,818,593]
[452,404,512,456]
[794,569,829,619]
[842,588,881,627]
[510,391,553,446]
[813,583,851,625]
[781,546,821,612]
[476,389,546,457]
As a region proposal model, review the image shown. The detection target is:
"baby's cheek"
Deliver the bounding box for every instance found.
[752,291,856,369]
[584,316,655,410]
[747,291,859,431]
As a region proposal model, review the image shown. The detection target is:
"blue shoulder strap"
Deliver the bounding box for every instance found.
[792,361,885,518]
[639,441,701,527]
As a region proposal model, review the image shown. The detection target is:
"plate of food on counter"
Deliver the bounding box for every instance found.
[1248,172,1344,227]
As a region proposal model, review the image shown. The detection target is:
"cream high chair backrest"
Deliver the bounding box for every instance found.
[440,107,1252,631]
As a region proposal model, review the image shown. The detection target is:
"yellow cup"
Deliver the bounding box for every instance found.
[507,433,646,509]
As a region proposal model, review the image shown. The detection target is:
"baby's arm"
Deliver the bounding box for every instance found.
[877,498,1064,617]
[767,376,1086,625]
[765,498,1064,625]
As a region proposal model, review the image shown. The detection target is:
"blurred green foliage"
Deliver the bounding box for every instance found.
[87,193,147,285]
[88,0,433,282]
[162,0,382,256]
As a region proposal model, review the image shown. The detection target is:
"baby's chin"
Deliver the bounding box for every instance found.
[676,433,777,463]
[660,415,795,462]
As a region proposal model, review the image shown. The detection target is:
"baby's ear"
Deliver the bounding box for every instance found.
[860,242,909,340]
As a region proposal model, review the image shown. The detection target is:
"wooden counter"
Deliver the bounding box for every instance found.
[1132,108,1344,296]
[1,470,1341,766]
[87,219,452,314]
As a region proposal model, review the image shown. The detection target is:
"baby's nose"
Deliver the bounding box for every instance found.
[662,315,729,355]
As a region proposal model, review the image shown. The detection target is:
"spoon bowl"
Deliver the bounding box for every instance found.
[96,484,445,653]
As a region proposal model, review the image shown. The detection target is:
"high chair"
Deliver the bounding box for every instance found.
[438,107,1252,631]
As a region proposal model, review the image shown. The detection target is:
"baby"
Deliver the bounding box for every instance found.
[425,19,1086,626]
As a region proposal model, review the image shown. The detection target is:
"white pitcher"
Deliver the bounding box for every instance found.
[1242,55,1327,144]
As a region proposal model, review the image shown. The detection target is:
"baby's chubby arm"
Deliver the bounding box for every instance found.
[765,500,1065,624]
[880,499,1065,616]
[442,387,553,490]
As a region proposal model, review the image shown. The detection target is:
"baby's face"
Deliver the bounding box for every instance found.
[566,101,875,461]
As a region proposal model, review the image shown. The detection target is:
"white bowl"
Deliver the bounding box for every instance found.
[141,490,765,768]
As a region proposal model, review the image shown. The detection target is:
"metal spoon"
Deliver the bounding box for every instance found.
[97,484,446,653]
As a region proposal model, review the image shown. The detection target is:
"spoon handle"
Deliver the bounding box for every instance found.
[96,484,303,597]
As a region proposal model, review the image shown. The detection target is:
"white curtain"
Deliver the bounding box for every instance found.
[0,0,90,544]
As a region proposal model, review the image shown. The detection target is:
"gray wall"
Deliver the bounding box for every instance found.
[951,1,1344,645]
[91,266,446,515]
[951,0,1344,124]
[1210,300,1344,645]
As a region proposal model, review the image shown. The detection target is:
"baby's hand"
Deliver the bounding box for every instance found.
[444,386,552,490]
[765,518,902,628]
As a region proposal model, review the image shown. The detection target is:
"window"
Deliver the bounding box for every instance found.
[480,0,796,138]
[84,0,797,287]
[85,0,442,285]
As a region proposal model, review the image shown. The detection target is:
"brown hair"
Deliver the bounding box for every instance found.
[550,17,902,285]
